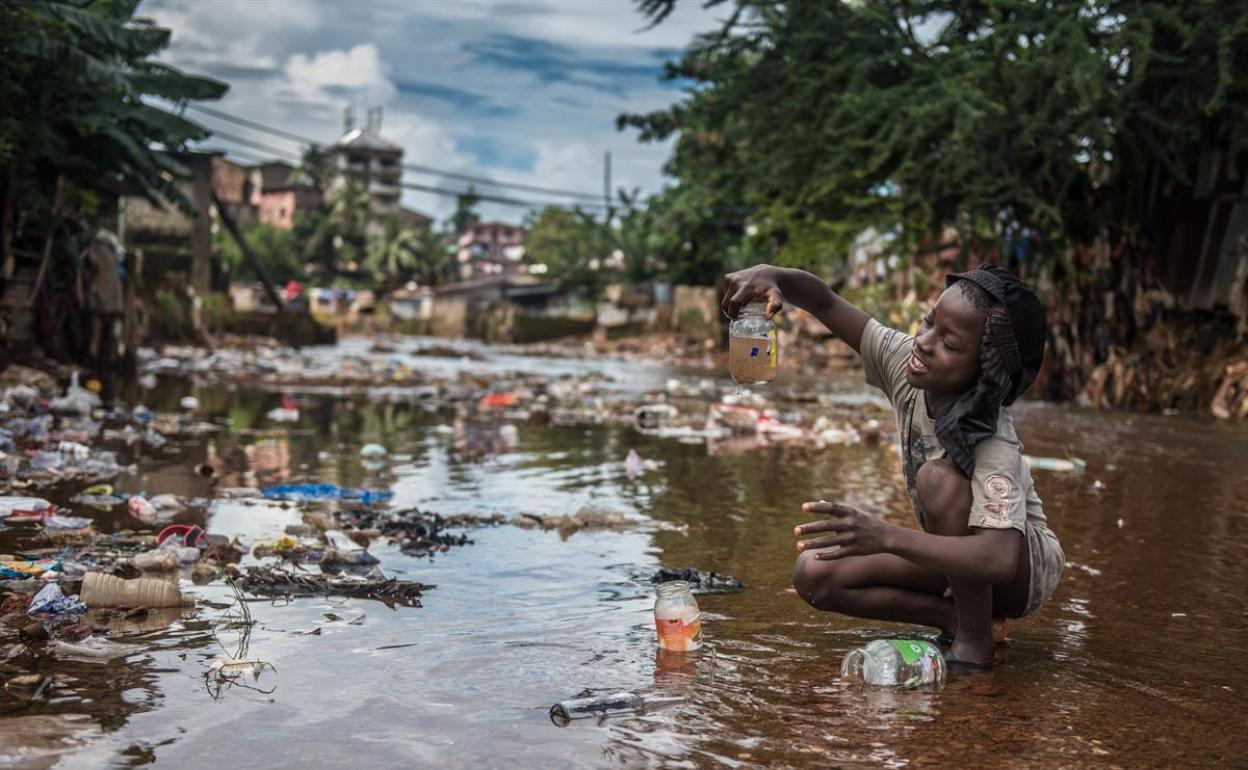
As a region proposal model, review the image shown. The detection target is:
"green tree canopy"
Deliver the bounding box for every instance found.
[524,207,610,298]
[623,0,1248,277]
[216,220,303,284]
[365,216,453,291]
[0,0,227,234]
[451,188,482,235]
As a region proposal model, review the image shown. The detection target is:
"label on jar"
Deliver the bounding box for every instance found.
[655,612,702,652]
[768,328,777,369]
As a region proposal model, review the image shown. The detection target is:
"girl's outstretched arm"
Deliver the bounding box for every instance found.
[722,265,871,353]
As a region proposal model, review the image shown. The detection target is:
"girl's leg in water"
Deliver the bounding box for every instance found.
[793,458,1030,661]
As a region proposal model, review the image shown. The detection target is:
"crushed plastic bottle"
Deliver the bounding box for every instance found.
[840,639,946,688]
[42,515,92,532]
[132,549,180,571]
[549,691,682,726]
[324,529,380,565]
[79,571,187,608]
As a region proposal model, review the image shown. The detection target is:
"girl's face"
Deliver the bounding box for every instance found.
[906,285,985,397]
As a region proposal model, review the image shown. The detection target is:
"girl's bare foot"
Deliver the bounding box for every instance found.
[992,616,1010,645]
[949,635,996,666]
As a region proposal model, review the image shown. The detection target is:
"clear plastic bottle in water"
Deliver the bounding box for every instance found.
[840,639,946,688]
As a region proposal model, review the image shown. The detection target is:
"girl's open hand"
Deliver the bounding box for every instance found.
[795,501,894,560]
[722,264,784,319]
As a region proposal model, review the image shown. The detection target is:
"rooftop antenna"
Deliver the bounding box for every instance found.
[343,104,355,134]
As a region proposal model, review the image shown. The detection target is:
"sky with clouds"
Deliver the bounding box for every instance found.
[140,0,726,224]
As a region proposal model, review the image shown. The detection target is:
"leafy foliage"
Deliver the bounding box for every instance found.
[216,220,303,284]
[0,0,227,231]
[365,216,453,290]
[524,193,674,298]
[451,188,482,234]
[525,207,610,297]
[624,0,1248,277]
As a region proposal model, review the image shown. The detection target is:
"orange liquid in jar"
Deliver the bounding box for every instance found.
[655,605,702,651]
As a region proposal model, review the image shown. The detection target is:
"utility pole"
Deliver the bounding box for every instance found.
[603,150,612,211]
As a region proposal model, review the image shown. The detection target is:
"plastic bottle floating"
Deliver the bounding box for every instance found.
[840,639,946,688]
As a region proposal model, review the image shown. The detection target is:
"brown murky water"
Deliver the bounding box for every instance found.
[2,341,1246,769]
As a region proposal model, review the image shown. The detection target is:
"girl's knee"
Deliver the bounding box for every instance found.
[792,550,849,611]
[916,458,972,531]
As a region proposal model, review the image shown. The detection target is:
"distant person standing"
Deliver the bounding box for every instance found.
[285,279,303,310]
[85,230,125,407]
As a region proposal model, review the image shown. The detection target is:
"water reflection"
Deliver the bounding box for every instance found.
[3,370,1246,768]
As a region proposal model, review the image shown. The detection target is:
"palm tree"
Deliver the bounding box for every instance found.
[366,218,453,290]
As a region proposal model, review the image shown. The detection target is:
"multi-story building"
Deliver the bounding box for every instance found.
[249,161,322,231]
[331,107,402,223]
[243,110,430,233]
[455,221,526,280]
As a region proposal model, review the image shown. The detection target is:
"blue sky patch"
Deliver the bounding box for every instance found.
[454,134,537,172]
[464,33,681,97]
[395,79,517,119]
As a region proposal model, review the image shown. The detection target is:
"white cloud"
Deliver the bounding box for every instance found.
[140,0,721,224]
[285,43,395,104]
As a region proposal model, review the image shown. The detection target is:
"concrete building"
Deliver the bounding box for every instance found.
[239,111,429,234]
[332,107,402,222]
[429,274,558,338]
[123,152,256,292]
[456,221,526,279]
[248,160,323,231]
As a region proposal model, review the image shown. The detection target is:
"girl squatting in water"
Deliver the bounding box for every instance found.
[722,264,1064,667]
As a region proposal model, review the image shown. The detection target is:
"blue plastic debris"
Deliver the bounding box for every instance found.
[260,483,393,505]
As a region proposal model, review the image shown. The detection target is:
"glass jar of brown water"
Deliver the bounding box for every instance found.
[729,302,778,385]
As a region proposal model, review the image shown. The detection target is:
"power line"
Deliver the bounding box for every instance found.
[186,103,608,202]
[401,161,603,203]
[203,129,302,162]
[188,103,317,145]
[197,136,608,211]
[399,180,604,210]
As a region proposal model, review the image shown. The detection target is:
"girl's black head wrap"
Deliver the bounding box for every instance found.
[932,265,1048,476]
